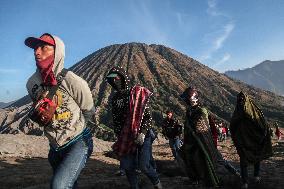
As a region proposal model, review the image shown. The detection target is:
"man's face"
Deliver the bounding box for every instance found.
[167,112,173,119]
[107,74,124,91]
[34,41,54,62]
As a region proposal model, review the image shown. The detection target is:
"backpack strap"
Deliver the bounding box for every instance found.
[46,69,68,100]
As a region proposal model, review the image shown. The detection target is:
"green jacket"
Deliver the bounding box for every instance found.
[181,106,219,187]
[230,92,272,164]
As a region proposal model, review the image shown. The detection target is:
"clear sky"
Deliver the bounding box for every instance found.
[1,0,284,102]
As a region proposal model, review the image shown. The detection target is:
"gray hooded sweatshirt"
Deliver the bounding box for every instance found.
[26,34,94,148]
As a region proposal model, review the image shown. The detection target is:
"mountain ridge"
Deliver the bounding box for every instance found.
[71,42,284,127]
[225,60,284,96]
[1,42,284,135]
[0,101,14,109]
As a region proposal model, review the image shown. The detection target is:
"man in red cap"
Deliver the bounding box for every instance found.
[25,33,95,188]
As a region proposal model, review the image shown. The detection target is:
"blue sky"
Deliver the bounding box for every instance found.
[1,0,284,102]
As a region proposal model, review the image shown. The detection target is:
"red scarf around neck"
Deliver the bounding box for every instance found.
[36,55,57,86]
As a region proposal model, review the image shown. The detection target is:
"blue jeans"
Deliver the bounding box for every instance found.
[48,131,93,189]
[121,129,160,189]
[169,137,181,159]
[119,154,156,173]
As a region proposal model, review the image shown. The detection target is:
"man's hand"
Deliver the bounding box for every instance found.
[135,133,145,145]
[82,107,97,125]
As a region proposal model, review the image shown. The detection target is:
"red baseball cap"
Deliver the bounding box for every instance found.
[25,33,55,49]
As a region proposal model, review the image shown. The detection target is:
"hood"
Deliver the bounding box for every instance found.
[52,35,65,76]
[106,66,130,91]
[233,91,267,134]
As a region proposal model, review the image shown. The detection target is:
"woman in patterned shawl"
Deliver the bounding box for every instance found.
[230,91,272,188]
[179,86,220,187]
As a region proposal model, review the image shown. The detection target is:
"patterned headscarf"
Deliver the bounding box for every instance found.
[180,86,199,106]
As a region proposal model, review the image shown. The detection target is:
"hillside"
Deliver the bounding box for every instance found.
[1,43,284,135]
[71,43,284,127]
[225,60,284,96]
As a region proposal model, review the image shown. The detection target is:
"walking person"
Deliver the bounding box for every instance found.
[221,125,227,141]
[162,110,183,161]
[218,124,223,142]
[275,123,283,141]
[179,86,220,187]
[106,66,162,189]
[208,114,218,148]
[25,33,95,188]
[230,91,273,188]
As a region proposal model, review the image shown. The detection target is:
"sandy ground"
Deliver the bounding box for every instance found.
[0,134,284,189]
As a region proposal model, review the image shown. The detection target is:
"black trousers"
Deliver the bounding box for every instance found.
[240,157,260,183]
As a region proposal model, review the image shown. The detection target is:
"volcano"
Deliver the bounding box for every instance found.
[1,43,284,134]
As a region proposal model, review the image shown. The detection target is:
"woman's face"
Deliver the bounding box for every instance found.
[188,92,199,107]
